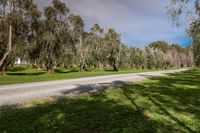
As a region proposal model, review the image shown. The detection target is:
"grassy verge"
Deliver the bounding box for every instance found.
[0,67,166,85]
[0,69,199,132]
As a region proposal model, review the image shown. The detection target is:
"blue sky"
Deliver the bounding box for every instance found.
[39,0,192,48]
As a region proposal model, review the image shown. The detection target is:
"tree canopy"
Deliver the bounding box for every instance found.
[168,0,200,67]
[0,0,195,74]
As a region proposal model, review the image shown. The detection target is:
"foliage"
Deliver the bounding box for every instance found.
[0,0,195,74]
[168,0,200,67]
[188,20,200,66]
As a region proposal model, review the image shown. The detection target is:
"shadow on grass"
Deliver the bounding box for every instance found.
[0,69,200,133]
[7,66,28,72]
[5,72,46,76]
[0,87,162,133]
[105,69,119,72]
[54,69,79,74]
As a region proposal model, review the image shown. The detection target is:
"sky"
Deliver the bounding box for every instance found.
[39,0,192,48]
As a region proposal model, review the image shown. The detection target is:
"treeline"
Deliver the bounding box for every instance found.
[0,0,194,73]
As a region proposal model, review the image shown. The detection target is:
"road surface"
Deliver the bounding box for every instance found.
[0,69,188,107]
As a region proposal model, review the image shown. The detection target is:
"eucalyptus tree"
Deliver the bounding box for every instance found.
[105,28,121,71]
[185,46,194,67]
[70,15,86,71]
[22,0,41,67]
[130,48,147,69]
[168,0,200,67]
[0,0,195,74]
[0,0,13,75]
[149,41,170,53]
[87,23,107,69]
[36,6,57,72]
[0,0,33,74]
[188,20,200,66]
[52,0,71,68]
[34,0,70,73]
[145,47,157,69]
[118,45,131,69]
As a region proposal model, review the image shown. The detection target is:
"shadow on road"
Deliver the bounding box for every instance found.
[62,80,128,96]
[0,69,199,132]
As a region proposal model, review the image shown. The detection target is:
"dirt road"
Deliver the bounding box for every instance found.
[0,69,188,107]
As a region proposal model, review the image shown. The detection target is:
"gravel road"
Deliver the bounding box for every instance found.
[0,69,188,107]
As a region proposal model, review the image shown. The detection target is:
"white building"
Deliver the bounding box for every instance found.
[14,58,27,65]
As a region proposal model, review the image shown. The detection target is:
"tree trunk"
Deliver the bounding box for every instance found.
[0,65,5,76]
[0,26,12,76]
[47,64,54,73]
[47,63,54,73]
[113,65,118,71]
[78,35,86,72]
[112,60,118,71]
[79,62,86,72]
[47,69,54,73]
[79,63,85,72]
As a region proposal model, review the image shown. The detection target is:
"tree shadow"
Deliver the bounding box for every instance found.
[54,69,79,74]
[7,66,28,72]
[5,72,46,76]
[122,69,200,132]
[0,92,163,133]
[0,69,199,132]
[0,81,179,133]
[130,84,197,133]
[105,69,119,72]
[62,80,128,96]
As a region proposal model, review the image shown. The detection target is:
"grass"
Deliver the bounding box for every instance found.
[0,67,164,85]
[0,69,199,133]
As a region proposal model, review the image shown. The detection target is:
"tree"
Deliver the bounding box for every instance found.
[188,20,200,66]
[29,0,71,73]
[149,41,170,53]
[87,24,106,69]
[70,15,86,72]
[23,0,41,69]
[0,0,195,74]
[105,29,121,71]
[0,0,13,75]
[168,0,200,67]
[0,0,34,74]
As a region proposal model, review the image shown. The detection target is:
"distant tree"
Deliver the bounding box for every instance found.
[145,47,157,69]
[185,46,194,67]
[105,29,121,71]
[70,15,86,71]
[88,23,106,69]
[0,0,195,75]
[118,45,131,69]
[149,41,170,53]
[171,44,185,52]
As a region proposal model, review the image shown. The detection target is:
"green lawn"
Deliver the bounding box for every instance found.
[0,69,199,133]
[0,67,160,85]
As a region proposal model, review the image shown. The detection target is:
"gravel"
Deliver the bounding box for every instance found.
[0,69,188,107]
